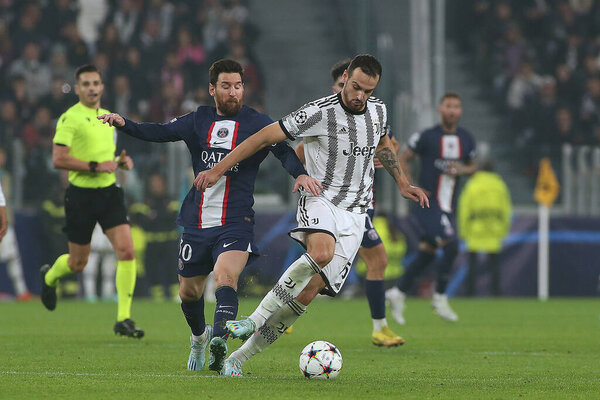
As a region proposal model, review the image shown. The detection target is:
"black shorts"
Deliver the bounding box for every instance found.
[63,184,129,245]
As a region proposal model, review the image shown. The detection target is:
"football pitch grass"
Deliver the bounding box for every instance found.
[1,297,599,399]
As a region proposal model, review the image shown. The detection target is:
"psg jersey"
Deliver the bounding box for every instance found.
[408,124,475,213]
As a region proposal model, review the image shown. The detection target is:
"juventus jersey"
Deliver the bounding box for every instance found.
[408,124,476,213]
[279,92,388,214]
[119,105,307,230]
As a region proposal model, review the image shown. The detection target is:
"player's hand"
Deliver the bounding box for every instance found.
[400,184,429,208]
[96,160,119,173]
[292,174,323,196]
[0,207,7,243]
[194,169,223,192]
[97,113,125,128]
[373,156,384,169]
[117,149,134,170]
[445,161,462,176]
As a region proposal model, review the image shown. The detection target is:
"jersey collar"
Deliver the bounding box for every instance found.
[337,92,367,115]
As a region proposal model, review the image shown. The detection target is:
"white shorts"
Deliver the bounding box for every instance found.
[289,195,365,296]
[0,227,19,261]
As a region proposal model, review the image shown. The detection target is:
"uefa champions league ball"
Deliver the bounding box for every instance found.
[299,340,343,379]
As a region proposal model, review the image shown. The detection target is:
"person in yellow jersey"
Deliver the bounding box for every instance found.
[458,159,512,297]
[40,64,143,338]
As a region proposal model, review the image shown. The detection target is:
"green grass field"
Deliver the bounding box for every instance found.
[1,297,599,399]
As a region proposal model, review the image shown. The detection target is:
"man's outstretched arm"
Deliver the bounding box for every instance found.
[194,122,288,191]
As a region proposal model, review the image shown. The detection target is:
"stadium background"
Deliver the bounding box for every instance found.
[0,0,599,299]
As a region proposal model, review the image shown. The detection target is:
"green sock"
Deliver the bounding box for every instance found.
[116,259,136,321]
[45,254,72,287]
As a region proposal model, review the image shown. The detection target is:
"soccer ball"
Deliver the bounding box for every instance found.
[299,340,343,380]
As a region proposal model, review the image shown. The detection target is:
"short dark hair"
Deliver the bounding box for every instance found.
[347,54,382,79]
[440,91,461,104]
[209,59,244,85]
[331,59,351,82]
[75,64,101,81]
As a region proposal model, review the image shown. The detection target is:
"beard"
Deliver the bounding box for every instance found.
[216,97,243,116]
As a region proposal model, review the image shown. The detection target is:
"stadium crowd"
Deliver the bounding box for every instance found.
[0,0,264,208]
[453,0,600,171]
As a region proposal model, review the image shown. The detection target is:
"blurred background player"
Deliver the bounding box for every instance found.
[0,150,32,302]
[0,147,32,301]
[294,59,404,347]
[386,92,476,324]
[81,224,116,303]
[98,59,319,373]
[40,64,143,338]
[458,159,512,297]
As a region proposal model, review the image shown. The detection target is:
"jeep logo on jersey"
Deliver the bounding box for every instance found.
[342,142,376,157]
[294,110,307,125]
[216,127,229,138]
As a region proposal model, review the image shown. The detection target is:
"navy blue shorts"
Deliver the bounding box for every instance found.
[360,209,383,249]
[177,222,258,277]
[413,206,456,245]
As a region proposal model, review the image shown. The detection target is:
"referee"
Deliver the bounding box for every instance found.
[40,64,143,338]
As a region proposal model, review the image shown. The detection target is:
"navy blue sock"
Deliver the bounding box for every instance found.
[436,241,459,294]
[397,250,436,293]
[365,279,385,319]
[213,286,238,339]
[181,297,205,336]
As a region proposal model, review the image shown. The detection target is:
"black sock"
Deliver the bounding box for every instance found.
[365,279,385,320]
[181,297,205,336]
[397,250,436,293]
[213,286,238,338]
[436,241,459,294]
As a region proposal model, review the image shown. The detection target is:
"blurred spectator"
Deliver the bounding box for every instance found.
[111,0,142,44]
[48,44,75,85]
[61,21,89,67]
[109,74,136,117]
[0,100,20,156]
[22,106,53,153]
[43,0,77,39]
[162,51,185,99]
[145,0,175,42]
[176,26,206,87]
[97,23,123,62]
[10,2,43,51]
[200,0,228,55]
[579,76,600,134]
[8,42,51,102]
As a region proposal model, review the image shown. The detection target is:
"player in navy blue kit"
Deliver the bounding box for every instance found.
[98,59,321,373]
[386,92,476,323]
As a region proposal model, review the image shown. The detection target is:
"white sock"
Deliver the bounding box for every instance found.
[373,318,387,332]
[249,253,319,328]
[83,253,99,297]
[101,254,116,298]
[232,299,306,365]
[7,258,27,295]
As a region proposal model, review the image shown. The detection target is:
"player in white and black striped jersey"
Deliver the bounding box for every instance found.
[293,58,405,348]
[194,54,429,376]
